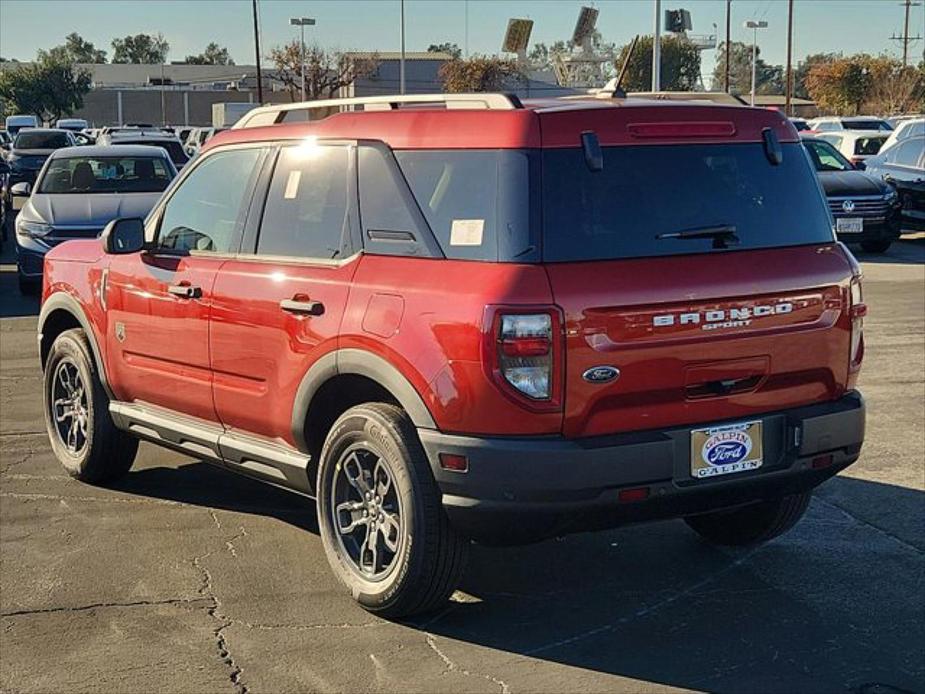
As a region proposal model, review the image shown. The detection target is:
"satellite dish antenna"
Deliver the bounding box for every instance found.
[572,6,599,53]
[502,18,534,63]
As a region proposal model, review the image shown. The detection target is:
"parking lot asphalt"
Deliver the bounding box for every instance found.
[0,234,922,694]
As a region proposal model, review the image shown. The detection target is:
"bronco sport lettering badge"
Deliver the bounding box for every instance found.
[653,302,793,331]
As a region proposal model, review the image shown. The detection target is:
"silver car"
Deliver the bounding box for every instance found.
[14,145,177,291]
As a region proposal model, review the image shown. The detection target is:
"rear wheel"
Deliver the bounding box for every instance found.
[684,492,812,546]
[316,403,469,618]
[43,328,138,484]
[860,239,891,253]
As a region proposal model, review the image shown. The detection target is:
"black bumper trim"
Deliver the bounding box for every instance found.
[419,392,865,542]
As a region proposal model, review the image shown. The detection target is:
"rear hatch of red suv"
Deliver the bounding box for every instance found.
[536,104,859,439]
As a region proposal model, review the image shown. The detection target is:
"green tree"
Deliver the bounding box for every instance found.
[0,52,91,120]
[427,42,462,60]
[47,33,107,63]
[615,35,702,91]
[184,42,234,65]
[111,33,169,64]
[439,55,525,92]
[711,41,783,95]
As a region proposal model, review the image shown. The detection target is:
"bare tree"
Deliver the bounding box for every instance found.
[269,41,379,101]
[439,56,525,93]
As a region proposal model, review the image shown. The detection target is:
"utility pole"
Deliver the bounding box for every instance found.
[785,0,794,116]
[400,0,406,94]
[724,0,731,92]
[652,0,661,91]
[253,0,263,103]
[890,0,922,66]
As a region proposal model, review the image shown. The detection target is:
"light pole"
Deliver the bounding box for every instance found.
[743,19,768,106]
[289,16,316,102]
[652,0,661,91]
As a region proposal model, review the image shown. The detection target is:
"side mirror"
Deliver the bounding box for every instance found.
[10,182,31,197]
[101,218,146,254]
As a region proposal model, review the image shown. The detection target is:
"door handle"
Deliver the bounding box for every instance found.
[280,298,325,316]
[167,283,202,299]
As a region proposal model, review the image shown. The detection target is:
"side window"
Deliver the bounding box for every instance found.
[894,139,924,167]
[157,147,263,253]
[256,144,350,259]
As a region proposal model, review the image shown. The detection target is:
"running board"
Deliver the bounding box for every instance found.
[109,402,312,494]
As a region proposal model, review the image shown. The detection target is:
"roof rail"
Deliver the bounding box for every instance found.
[233,92,524,129]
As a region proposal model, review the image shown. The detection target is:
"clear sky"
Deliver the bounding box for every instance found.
[1,0,922,80]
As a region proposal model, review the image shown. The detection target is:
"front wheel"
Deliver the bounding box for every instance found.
[684,492,812,546]
[43,328,138,484]
[316,403,469,618]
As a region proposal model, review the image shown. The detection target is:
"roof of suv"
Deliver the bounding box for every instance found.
[205,96,797,152]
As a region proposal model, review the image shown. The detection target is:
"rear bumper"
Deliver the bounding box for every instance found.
[833,213,903,243]
[419,392,865,543]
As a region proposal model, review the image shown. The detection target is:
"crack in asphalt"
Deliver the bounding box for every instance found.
[1,597,212,618]
[193,549,248,694]
[425,633,511,694]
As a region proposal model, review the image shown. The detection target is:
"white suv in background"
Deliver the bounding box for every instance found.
[879,117,924,154]
[809,116,893,133]
[815,130,890,167]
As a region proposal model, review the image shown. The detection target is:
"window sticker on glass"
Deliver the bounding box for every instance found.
[450,219,484,246]
[284,170,301,199]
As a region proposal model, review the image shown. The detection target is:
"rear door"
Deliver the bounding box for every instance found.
[105,145,267,421]
[210,141,359,446]
[540,139,856,439]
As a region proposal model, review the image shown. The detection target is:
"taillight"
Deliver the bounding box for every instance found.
[484,308,563,411]
[499,314,553,399]
[849,276,866,370]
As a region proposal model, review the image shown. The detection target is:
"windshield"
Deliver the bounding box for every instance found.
[542,142,833,262]
[115,139,188,166]
[803,139,853,172]
[14,131,69,149]
[38,155,173,194]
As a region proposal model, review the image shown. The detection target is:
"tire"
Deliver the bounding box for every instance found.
[684,491,812,547]
[316,403,469,618]
[43,328,138,484]
[860,239,891,253]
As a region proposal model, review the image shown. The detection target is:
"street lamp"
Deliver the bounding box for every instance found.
[743,20,768,107]
[289,17,316,102]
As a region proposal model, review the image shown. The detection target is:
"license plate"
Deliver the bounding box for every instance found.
[837,217,863,233]
[690,420,763,479]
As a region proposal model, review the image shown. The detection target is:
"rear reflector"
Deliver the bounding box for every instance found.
[618,486,650,502]
[438,453,469,473]
[812,454,835,469]
[627,121,737,139]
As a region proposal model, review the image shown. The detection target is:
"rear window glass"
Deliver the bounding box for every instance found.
[117,139,188,166]
[841,120,891,131]
[14,131,69,149]
[39,156,173,194]
[394,149,538,261]
[854,137,887,155]
[542,143,833,262]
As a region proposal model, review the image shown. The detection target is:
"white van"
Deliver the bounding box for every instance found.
[5,114,39,135]
[55,118,89,132]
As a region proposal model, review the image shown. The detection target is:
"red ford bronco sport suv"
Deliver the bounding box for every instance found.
[38,92,866,618]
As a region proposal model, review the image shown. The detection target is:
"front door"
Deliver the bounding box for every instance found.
[210,142,359,445]
[105,146,268,421]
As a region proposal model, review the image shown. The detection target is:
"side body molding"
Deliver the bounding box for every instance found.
[38,292,114,399]
[291,348,437,452]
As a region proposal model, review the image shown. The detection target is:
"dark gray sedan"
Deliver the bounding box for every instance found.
[14,145,176,291]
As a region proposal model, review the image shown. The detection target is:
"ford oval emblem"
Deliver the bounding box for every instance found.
[702,431,752,466]
[582,366,620,384]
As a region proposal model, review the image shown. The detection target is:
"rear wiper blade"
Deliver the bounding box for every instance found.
[655,225,739,249]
